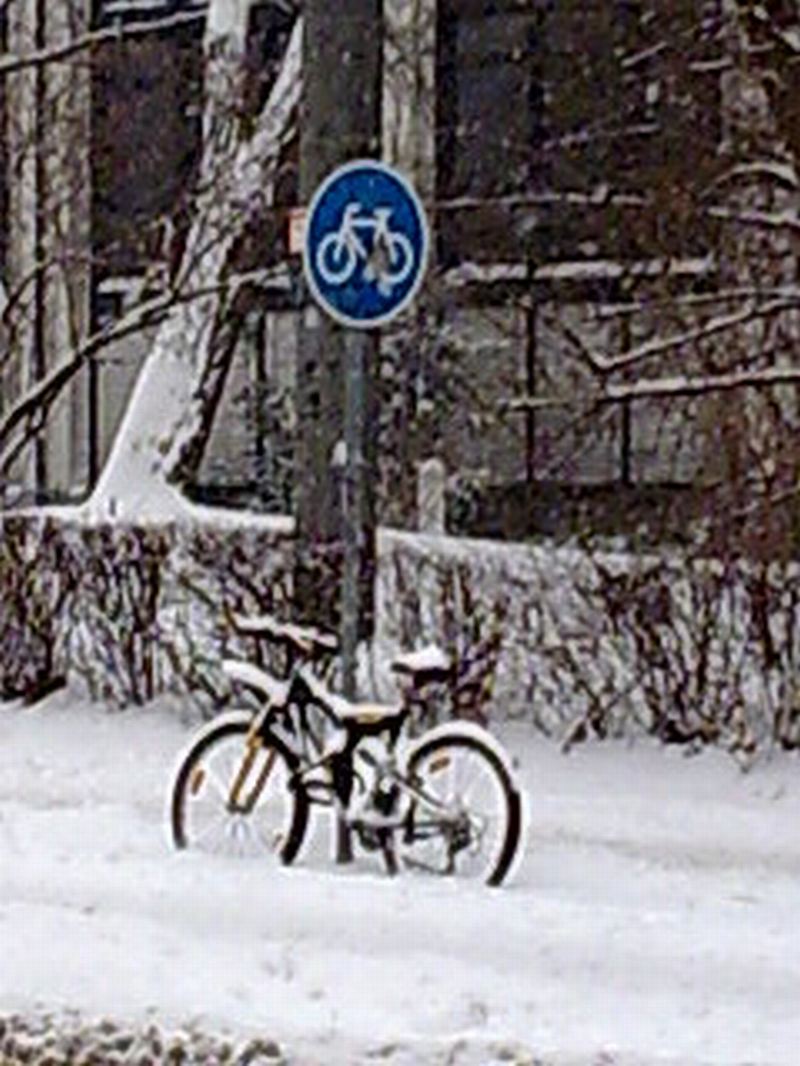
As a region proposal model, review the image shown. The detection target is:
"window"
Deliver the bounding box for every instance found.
[91,17,204,275]
[436,0,723,263]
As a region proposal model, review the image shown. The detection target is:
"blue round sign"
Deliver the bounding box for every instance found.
[303,160,429,328]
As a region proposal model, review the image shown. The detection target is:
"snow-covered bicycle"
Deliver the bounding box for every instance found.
[169,615,523,886]
[315,202,414,294]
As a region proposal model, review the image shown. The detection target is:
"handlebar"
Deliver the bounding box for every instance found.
[227,611,339,661]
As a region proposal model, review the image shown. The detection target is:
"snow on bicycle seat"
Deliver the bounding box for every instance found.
[229,612,338,655]
[391,645,451,682]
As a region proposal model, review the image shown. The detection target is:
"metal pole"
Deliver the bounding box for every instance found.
[620,315,633,486]
[88,358,99,488]
[336,327,371,864]
[341,329,368,699]
[296,0,382,631]
[298,0,382,863]
[525,258,538,485]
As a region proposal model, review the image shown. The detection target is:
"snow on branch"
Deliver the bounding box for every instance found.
[708,205,800,234]
[601,363,800,403]
[563,297,800,376]
[502,363,800,415]
[708,160,800,191]
[747,3,800,54]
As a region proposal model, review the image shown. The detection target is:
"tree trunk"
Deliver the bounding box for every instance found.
[85,3,301,521]
[294,0,382,630]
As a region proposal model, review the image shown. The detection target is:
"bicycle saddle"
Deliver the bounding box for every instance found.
[229,612,338,659]
[391,645,451,684]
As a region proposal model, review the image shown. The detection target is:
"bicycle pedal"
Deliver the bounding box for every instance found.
[350,817,395,852]
[349,812,401,831]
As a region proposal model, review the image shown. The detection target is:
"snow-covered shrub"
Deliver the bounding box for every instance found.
[157,522,294,715]
[4,510,799,753]
[377,529,800,753]
[0,514,294,711]
[378,532,518,726]
[0,515,76,701]
[64,524,171,706]
[0,1012,286,1066]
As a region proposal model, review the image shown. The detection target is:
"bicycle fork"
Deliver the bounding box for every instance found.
[227,731,277,814]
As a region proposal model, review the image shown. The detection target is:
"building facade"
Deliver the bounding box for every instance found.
[5,0,781,537]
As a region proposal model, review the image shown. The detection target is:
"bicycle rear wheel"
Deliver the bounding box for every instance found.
[316,232,356,285]
[170,711,309,863]
[397,725,522,886]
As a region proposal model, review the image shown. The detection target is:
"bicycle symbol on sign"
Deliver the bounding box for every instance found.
[315,201,415,297]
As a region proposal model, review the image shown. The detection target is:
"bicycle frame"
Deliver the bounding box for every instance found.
[225,663,472,851]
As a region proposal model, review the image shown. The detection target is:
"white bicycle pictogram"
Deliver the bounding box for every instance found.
[315,201,415,296]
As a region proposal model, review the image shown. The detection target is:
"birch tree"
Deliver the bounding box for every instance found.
[86,0,301,520]
[0,0,301,519]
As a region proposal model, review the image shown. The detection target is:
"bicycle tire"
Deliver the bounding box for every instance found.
[395,724,522,886]
[316,232,357,285]
[170,711,309,864]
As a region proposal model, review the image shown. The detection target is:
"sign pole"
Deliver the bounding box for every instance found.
[341,328,367,700]
[336,328,370,865]
[301,160,429,865]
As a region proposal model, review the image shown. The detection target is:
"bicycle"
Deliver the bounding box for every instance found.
[315,202,414,295]
[169,614,523,886]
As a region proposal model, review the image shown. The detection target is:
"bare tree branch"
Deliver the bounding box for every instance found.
[0,10,207,78]
[564,298,800,376]
[0,266,288,477]
[502,363,800,415]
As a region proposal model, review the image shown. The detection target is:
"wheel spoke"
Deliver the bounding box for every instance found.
[202,763,235,805]
[193,811,236,854]
[397,734,519,885]
[172,719,307,865]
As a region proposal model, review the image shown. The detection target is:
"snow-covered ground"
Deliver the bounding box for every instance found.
[1,691,798,1065]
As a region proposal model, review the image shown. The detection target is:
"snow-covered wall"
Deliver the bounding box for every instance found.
[2,514,799,751]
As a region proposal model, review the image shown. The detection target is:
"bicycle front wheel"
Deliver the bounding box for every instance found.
[398,725,522,886]
[385,231,414,286]
[170,711,309,863]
